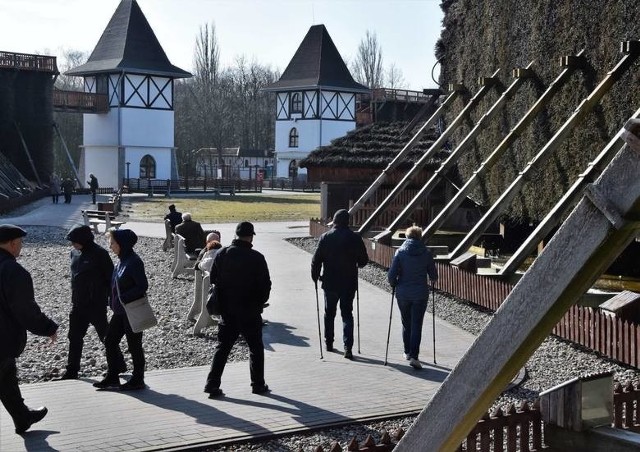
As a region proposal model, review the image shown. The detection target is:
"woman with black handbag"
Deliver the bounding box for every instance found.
[93,229,149,391]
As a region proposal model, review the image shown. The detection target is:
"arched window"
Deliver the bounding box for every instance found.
[289,128,299,148]
[288,160,298,178]
[139,154,156,179]
[290,92,302,113]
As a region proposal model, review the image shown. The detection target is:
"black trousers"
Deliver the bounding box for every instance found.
[66,305,108,374]
[0,358,29,428]
[91,190,96,204]
[105,313,144,381]
[205,315,264,390]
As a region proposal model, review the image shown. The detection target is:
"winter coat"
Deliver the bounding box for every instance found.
[175,219,206,253]
[164,211,182,232]
[0,249,58,359]
[211,239,271,319]
[311,225,369,293]
[387,238,438,301]
[88,175,99,191]
[197,242,222,273]
[109,230,148,315]
[70,241,114,309]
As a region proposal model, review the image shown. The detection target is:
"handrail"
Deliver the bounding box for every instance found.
[0,51,58,73]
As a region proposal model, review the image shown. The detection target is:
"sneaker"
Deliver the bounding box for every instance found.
[403,353,410,361]
[15,407,48,434]
[252,384,270,394]
[206,388,224,398]
[409,358,422,369]
[119,380,145,391]
[344,349,353,360]
[93,376,120,389]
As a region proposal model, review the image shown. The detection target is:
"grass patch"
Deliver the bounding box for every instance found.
[127,193,321,223]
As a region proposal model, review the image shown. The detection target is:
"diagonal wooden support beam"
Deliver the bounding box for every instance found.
[357,69,501,235]
[395,117,640,451]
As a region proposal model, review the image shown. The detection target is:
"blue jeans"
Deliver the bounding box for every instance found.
[397,297,427,359]
[324,289,355,350]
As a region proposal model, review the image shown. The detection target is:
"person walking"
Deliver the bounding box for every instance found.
[387,225,438,370]
[175,212,206,253]
[311,209,368,360]
[0,224,58,434]
[204,222,271,398]
[93,229,149,391]
[49,173,61,204]
[87,173,99,204]
[61,178,74,204]
[57,225,116,380]
[164,204,182,233]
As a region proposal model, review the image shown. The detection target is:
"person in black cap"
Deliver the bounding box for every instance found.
[57,225,116,380]
[94,229,149,391]
[311,209,368,359]
[204,221,272,397]
[0,224,58,434]
[164,204,182,233]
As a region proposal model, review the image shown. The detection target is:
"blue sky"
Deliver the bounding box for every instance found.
[2,0,444,90]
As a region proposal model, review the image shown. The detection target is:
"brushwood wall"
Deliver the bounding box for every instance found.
[437,0,639,223]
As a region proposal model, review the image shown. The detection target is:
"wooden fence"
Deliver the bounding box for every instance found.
[614,381,640,432]
[309,219,640,369]
[458,402,544,452]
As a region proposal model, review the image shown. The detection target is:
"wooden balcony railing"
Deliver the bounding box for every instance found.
[0,51,58,73]
[53,90,109,113]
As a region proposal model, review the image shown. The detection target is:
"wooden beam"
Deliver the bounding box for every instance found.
[395,116,640,452]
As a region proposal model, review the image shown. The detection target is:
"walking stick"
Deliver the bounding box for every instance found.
[314,281,323,360]
[356,283,361,354]
[384,287,395,366]
[432,282,437,364]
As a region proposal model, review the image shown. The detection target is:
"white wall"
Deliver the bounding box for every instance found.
[121,109,174,147]
[84,110,119,146]
[125,147,172,180]
[275,119,355,152]
[82,146,119,188]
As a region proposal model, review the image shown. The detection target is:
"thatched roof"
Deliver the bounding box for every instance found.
[299,121,449,170]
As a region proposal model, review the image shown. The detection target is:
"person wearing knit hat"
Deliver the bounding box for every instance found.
[0,224,58,433]
[56,225,115,380]
[311,209,369,360]
[94,229,149,391]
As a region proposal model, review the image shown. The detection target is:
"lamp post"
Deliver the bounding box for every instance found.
[126,161,130,187]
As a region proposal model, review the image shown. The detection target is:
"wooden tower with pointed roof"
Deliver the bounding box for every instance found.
[66,0,190,189]
[264,24,369,180]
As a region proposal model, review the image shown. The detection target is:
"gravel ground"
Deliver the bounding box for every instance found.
[10,228,640,451]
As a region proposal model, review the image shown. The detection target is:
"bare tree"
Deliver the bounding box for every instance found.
[386,63,405,89]
[351,30,384,89]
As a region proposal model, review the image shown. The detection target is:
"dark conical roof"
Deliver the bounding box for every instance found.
[264,24,369,93]
[66,0,191,78]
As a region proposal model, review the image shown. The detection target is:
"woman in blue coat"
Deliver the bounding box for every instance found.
[387,226,438,369]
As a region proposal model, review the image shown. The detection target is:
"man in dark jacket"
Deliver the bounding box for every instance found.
[164,204,182,233]
[87,173,99,204]
[311,209,369,359]
[175,212,206,253]
[57,225,115,380]
[0,224,58,434]
[204,221,271,398]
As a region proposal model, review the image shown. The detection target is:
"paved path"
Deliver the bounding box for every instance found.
[0,196,476,451]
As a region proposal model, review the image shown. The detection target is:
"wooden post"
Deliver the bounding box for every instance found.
[395,118,640,451]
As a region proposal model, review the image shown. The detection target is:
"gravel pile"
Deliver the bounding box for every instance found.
[11,229,640,451]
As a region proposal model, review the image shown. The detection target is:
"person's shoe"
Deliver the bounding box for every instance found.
[15,407,48,434]
[117,362,128,374]
[344,349,353,360]
[55,371,78,381]
[325,342,334,352]
[403,353,410,361]
[93,375,120,389]
[206,388,224,398]
[119,379,145,391]
[409,358,422,369]
[252,384,270,394]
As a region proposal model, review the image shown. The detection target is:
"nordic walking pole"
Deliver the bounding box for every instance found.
[356,282,361,354]
[314,280,323,360]
[384,287,395,366]
[431,282,437,364]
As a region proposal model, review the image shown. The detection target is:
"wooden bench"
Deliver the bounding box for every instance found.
[187,268,218,334]
[82,210,126,233]
[171,234,198,278]
[162,219,173,251]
